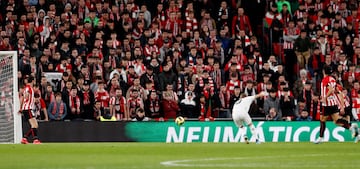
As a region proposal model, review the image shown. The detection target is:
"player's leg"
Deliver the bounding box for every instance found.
[344,107,352,123]
[350,123,359,143]
[314,113,328,144]
[232,111,248,143]
[244,114,260,144]
[332,113,350,129]
[27,110,41,144]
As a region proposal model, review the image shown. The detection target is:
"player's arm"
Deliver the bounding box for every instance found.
[19,96,24,113]
[255,91,267,99]
[19,89,29,112]
[324,84,335,99]
[336,91,345,110]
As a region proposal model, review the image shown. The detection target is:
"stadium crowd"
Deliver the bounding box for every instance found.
[2,0,360,122]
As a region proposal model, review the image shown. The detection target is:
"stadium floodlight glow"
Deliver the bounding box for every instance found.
[0,51,21,144]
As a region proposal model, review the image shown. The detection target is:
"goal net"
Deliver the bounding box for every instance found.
[0,51,21,143]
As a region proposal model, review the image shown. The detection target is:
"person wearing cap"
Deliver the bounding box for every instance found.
[140,65,159,90]
[158,63,177,91]
[80,80,95,120]
[294,29,311,70]
[314,66,351,144]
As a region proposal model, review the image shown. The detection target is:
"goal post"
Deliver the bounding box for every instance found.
[0,51,21,143]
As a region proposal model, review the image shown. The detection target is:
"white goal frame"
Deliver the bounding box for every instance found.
[0,51,21,143]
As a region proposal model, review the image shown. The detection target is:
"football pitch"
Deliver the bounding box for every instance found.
[0,142,359,169]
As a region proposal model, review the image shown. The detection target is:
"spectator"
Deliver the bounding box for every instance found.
[296,110,313,121]
[298,80,314,112]
[109,88,128,121]
[266,107,281,121]
[158,63,177,91]
[47,93,67,121]
[179,90,196,118]
[264,88,281,116]
[144,90,163,120]
[8,0,360,123]
[81,80,95,120]
[162,84,179,119]
[231,7,252,37]
[279,88,296,121]
[132,108,150,121]
[94,81,110,108]
[127,89,144,120]
[34,93,48,121]
[229,86,241,111]
[310,92,322,121]
[140,66,160,90]
[64,86,82,120]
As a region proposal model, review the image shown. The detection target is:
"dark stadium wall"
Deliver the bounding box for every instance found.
[26,121,354,142]
[31,121,134,142]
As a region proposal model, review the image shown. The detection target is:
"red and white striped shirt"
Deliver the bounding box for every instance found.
[226,80,243,94]
[283,27,300,49]
[321,76,338,106]
[109,96,126,113]
[22,85,34,111]
[335,84,351,108]
[185,17,198,35]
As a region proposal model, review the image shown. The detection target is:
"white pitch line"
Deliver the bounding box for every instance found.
[160,153,360,168]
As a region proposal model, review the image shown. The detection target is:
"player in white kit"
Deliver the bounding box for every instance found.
[232,91,267,144]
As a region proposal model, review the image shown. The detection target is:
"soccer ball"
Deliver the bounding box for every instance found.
[175,116,185,126]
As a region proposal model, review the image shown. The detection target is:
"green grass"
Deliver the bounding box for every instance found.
[0,142,359,169]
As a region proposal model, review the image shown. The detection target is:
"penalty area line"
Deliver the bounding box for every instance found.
[160,154,345,168]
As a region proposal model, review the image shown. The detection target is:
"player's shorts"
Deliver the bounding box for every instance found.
[344,106,352,116]
[322,106,339,116]
[232,107,252,127]
[22,109,35,120]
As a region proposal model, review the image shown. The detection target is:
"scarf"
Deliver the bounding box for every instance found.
[45,92,55,103]
[213,70,222,89]
[236,15,248,32]
[149,98,160,113]
[83,91,90,105]
[219,90,231,109]
[109,55,117,69]
[52,101,65,117]
[199,77,215,98]
[302,89,313,103]
[177,74,189,96]
[69,95,80,112]
[165,19,179,37]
